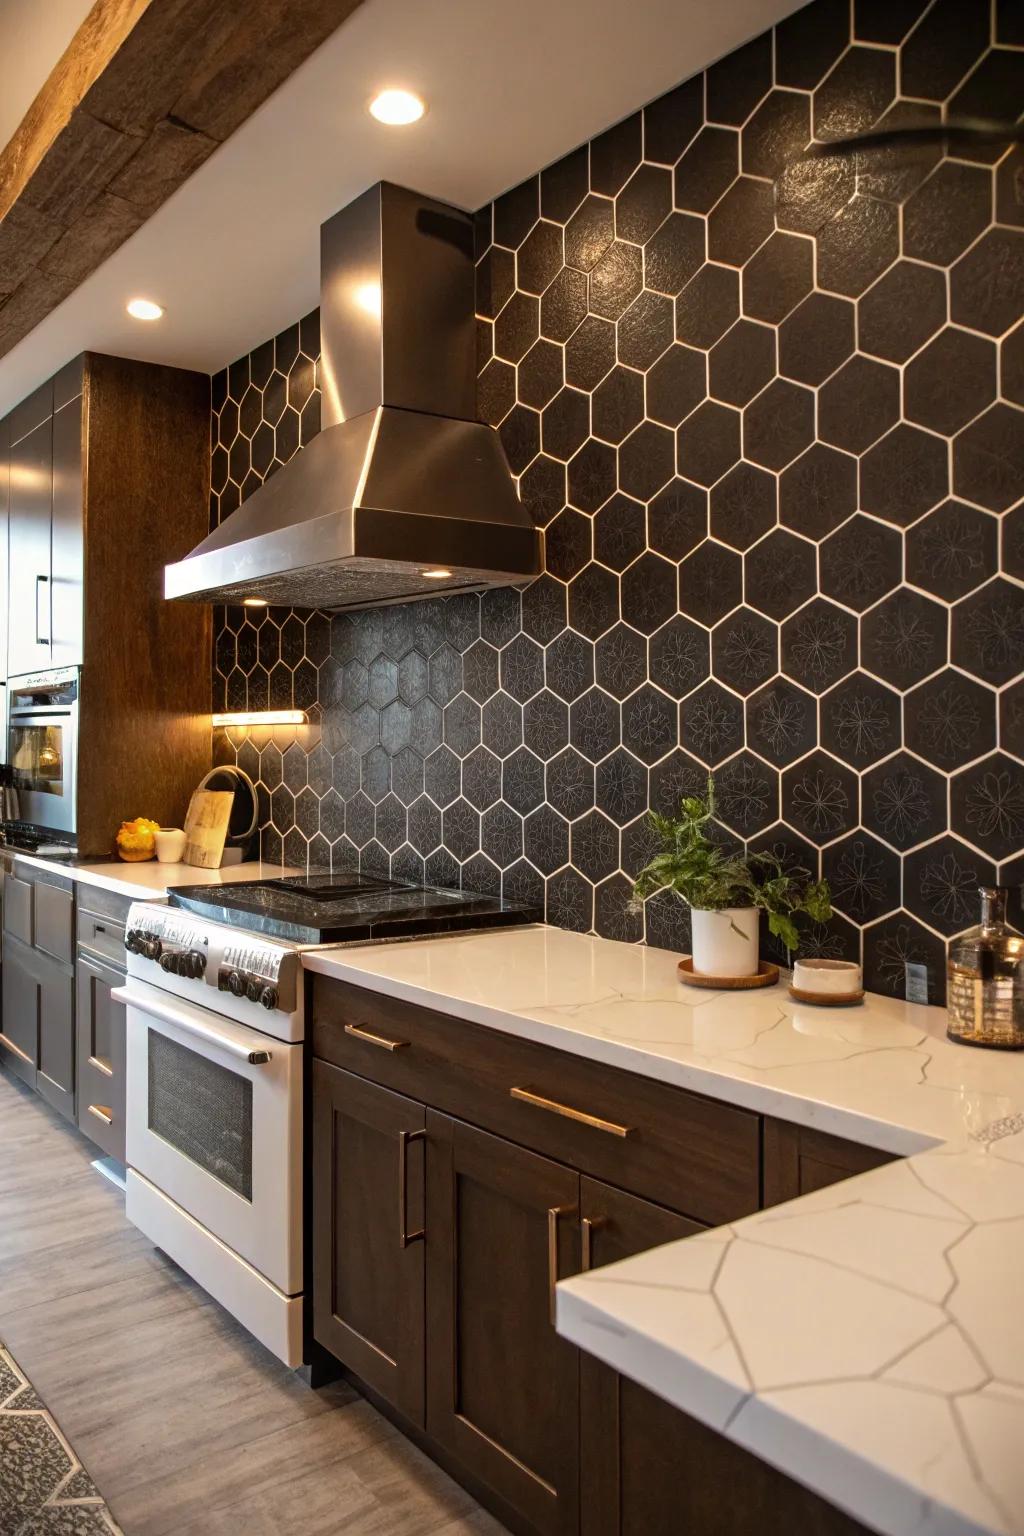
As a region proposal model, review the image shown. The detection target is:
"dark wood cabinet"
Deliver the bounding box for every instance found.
[76,950,127,1161]
[763,1119,896,1204]
[427,1114,581,1536]
[312,1061,426,1424]
[8,403,54,677]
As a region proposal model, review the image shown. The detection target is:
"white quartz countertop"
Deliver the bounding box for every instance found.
[10,853,292,902]
[305,925,1024,1536]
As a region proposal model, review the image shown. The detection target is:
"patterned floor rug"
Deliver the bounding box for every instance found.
[0,1343,123,1535]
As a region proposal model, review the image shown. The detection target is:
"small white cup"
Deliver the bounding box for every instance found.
[792,958,861,995]
[154,827,187,864]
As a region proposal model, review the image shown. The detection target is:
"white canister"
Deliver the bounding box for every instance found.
[792,958,862,996]
[154,827,187,864]
[690,906,759,977]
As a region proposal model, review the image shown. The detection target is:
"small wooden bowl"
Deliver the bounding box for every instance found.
[788,985,865,1007]
[678,958,780,990]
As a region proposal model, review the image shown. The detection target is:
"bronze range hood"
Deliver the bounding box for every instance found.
[165,182,540,610]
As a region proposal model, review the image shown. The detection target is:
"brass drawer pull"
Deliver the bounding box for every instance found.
[0,1030,32,1065]
[547,1203,577,1325]
[511,1086,633,1139]
[344,1022,410,1053]
[398,1128,425,1248]
[87,1104,113,1125]
[88,1055,114,1078]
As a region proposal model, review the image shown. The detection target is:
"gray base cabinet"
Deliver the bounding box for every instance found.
[2,932,75,1120]
[76,951,126,1161]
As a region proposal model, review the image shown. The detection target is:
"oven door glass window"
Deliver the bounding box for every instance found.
[10,724,65,796]
[148,1030,253,1200]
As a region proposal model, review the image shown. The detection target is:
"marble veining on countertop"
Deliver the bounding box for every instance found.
[305,925,1024,1536]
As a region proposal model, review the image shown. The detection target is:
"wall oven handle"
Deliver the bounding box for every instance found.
[111,986,272,1065]
[35,574,49,646]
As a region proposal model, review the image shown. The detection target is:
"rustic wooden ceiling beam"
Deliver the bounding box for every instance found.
[0,0,363,361]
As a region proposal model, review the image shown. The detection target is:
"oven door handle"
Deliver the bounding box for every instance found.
[111,986,272,1065]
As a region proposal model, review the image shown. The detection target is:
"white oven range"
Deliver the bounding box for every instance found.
[113,902,305,1366]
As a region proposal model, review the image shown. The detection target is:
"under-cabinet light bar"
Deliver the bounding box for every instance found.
[212,710,307,728]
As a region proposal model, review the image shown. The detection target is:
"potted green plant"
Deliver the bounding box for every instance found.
[629,776,832,977]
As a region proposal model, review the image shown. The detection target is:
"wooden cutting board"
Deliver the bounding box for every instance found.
[182,788,235,869]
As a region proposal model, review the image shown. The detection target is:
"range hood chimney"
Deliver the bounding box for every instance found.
[165,182,541,610]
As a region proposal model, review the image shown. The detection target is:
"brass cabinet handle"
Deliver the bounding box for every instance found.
[87,1104,113,1125]
[345,1022,410,1053]
[547,1203,577,1325]
[398,1128,425,1248]
[88,1054,114,1078]
[511,1086,633,1139]
[0,1030,33,1065]
[581,1215,607,1272]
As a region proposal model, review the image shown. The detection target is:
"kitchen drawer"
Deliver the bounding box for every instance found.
[77,907,127,967]
[33,879,75,968]
[3,871,33,947]
[314,979,760,1226]
[77,885,133,926]
[76,950,126,1161]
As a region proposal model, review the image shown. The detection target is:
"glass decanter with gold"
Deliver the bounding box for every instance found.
[947,887,1024,1050]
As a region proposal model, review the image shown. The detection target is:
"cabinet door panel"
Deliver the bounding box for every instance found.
[426,1113,580,1536]
[763,1120,896,1206]
[76,952,126,1161]
[8,415,52,676]
[36,956,75,1122]
[4,872,33,946]
[313,1061,426,1424]
[33,880,74,967]
[579,1178,703,1536]
[1,938,39,1089]
[50,396,83,671]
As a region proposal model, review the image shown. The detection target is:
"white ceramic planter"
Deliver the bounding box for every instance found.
[690,906,759,977]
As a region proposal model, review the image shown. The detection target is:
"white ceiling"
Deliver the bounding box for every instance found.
[0,0,802,416]
[0,0,94,149]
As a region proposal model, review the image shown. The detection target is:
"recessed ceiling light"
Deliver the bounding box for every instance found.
[241,596,268,607]
[127,297,164,321]
[369,89,425,126]
[422,567,452,579]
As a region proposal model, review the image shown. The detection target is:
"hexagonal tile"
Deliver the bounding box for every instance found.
[952,577,1024,687]
[443,693,482,756]
[593,366,644,444]
[502,746,545,815]
[680,679,744,765]
[546,747,595,820]
[779,443,857,539]
[742,88,810,180]
[649,615,710,700]
[644,212,705,296]
[542,387,590,461]
[905,328,997,436]
[644,75,702,165]
[481,803,523,869]
[570,686,620,762]
[517,220,563,295]
[540,268,588,341]
[481,690,523,757]
[673,126,738,214]
[462,745,502,810]
[678,539,742,626]
[622,682,677,764]
[619,420,675,500]
[742,232,815,324]
[999,678,1024,760]
[615,164,672,245]
[645,344,706,427]
[523,803,569,874]
[494,176,539,247]
[819,356,900,454]
[860,423,949,528]
[595,622,647,700]
[906,501,998,602]
[953,403,1024,512]
[779,292,855,385]
[1001,321,1024,406]
[862,588,948,689]
[522,575,567,645]
[709,320,776,407]
[709,462,777,551]
[565,194,615,272]
[676,400,741,487]
[905,668,997,772]
[745,677,816,767]
[424,745,461,807]
[781,597,857,693]
[595,746,648,824]
[863,912,946,1004]
[523,689,569,760]
[712,608,777,695]
[568,562,619,639]
[619,551,677,636]
[951,229,1024,337]
[648,478,707,560]
[744,528,817,620]
[391,748,424,806]
[546,866,594,933]
[817,196,898,298]
[517,340,563,410]
[675,263,740,349]
[715,751,779,837]
[708,178,775,268]
[591,112,642,196]
[707,30,772,124]
[863,751,947,851]
[375,794,407,853]
[442,797,479,861]
[905,836,997,937]
[617,291,674,370]
[499,404,540,473]
[744,379,815,470]
[540,144,587,221]
[820,671,902,768]
[568,439,616,513]
[903,161,992,267]
[544,508,592,583]
[857,260,947,364]
[819,514,902,612]
[951,752,1024,862]
[781,750,858,845]
[594,493,646,570]
[822,833,900,924]
[565,315,616,390]
[494,291,539,362]
[545,630,594,703]
[775,151,855,238]
[589,241,644,320]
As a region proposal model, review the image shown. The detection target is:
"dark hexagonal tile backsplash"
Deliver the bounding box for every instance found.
[211,0,1023,1003]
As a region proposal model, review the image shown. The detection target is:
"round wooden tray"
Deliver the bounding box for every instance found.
[678,958,780,990]
[788,985,865,1007]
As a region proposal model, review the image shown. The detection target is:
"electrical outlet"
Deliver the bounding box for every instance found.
[905,962,929,1005]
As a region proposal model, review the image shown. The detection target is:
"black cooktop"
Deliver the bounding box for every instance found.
[166,872,542,945]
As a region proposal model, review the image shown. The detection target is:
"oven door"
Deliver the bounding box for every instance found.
[8,683,77,838]
[119,976,302,1295]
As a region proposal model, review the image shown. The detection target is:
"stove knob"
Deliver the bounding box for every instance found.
[246,977,262,1002]
[143,936,162,961]
[227,969,246,997]
[159,947,184,973]
[260,985,279,1011]
[189,950,207,978]
[125,929,140,953]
